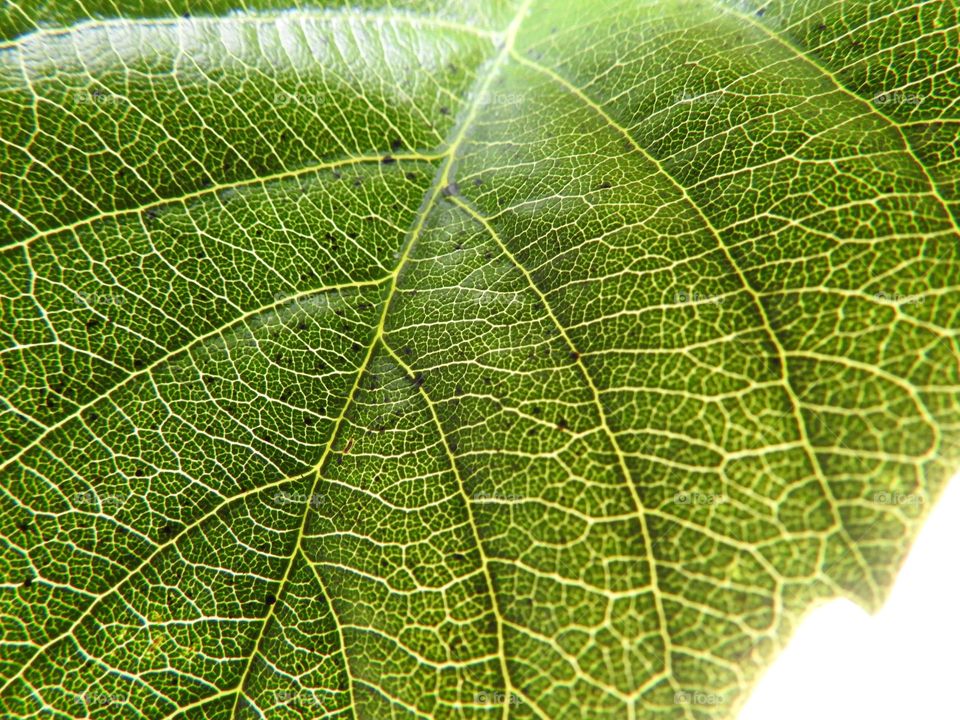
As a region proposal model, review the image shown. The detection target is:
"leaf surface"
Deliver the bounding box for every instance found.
[1,0,958,718]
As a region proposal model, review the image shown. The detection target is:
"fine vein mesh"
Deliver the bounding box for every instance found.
[1,0,958,718]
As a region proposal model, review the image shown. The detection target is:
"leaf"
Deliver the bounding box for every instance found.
[1,0,958,717]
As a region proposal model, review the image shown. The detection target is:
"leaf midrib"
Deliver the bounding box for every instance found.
[225,3,533,716]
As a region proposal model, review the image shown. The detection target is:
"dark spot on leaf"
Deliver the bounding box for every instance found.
[265,593,277,606]
[442,182,460,197]
[406,171,417,180]
[23,577,33,588]
[391,138,403,151]
[756,7,766,16]
[352,343,361,352]
[570,351,580,360]
[598,182,611,190]
[381,155,395,165]
[439,106,450,115]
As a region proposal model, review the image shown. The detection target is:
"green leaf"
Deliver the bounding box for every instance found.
[1,0,958,717]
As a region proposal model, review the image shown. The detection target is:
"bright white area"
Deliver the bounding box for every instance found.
[740,475,960,719]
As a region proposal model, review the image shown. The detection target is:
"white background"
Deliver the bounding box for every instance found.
[740,475,960,719]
